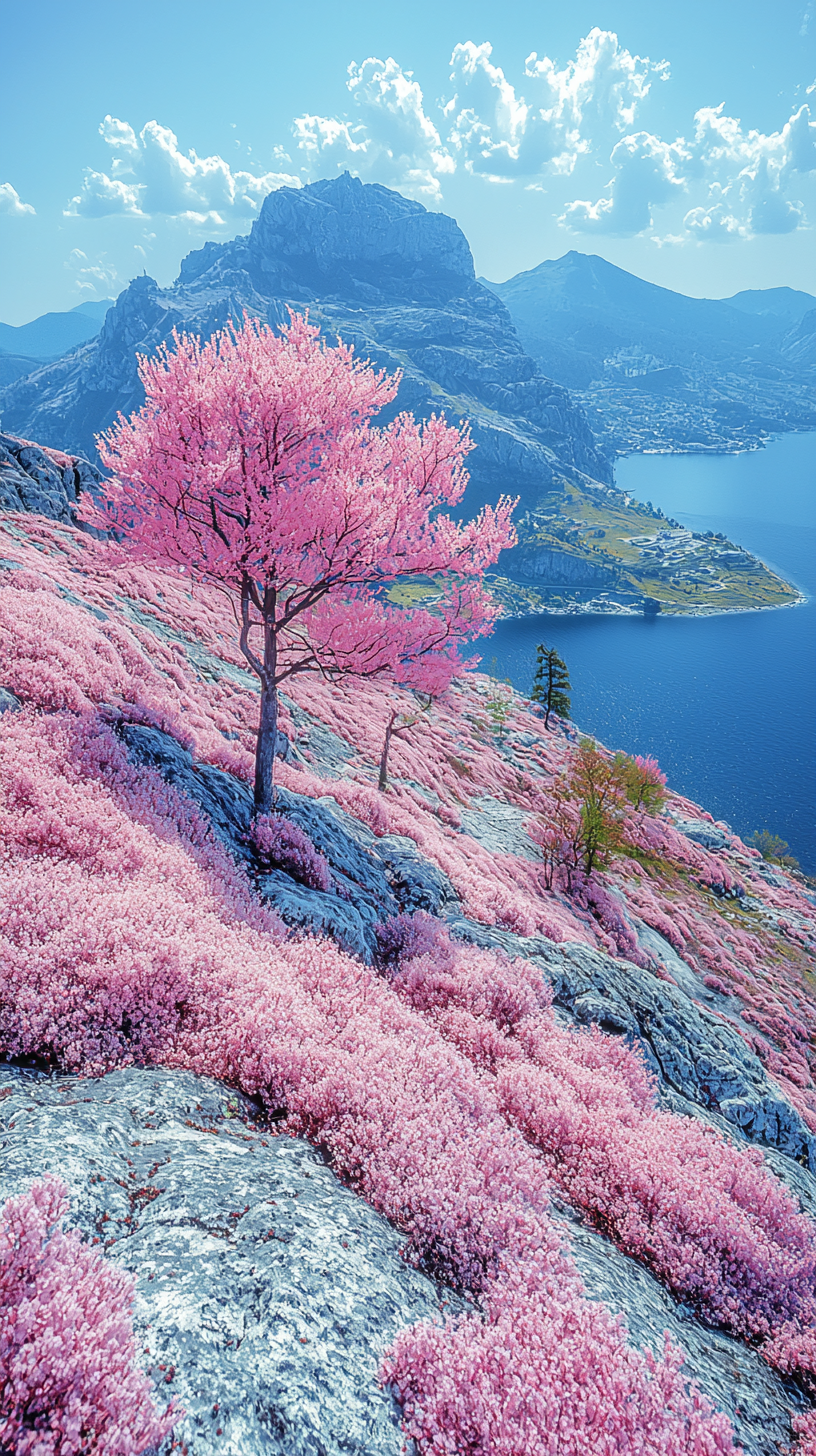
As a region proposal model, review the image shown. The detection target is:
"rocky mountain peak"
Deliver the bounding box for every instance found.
[179,173,476,307]
[0,176,610,512]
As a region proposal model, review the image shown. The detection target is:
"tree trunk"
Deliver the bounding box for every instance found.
[378,711,397,793]
[253,586,279,816]
[254,674,279,815]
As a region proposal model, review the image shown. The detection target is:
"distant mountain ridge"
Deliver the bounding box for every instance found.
[485,253,816,452]
[0,299,115,391]
[722,287,816,325]
[0,299,114,361]
[0,177,609,523]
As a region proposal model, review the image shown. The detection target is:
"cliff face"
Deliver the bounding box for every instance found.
[0,431,102,522]
[0,176,610,519]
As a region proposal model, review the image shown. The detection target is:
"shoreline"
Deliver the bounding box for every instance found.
[500,432,815,623]
[495,587,808,623]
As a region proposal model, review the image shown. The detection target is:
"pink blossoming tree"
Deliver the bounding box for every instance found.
[93,313,516,812]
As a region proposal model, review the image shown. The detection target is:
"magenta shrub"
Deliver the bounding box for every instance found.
[0,1176,176,1455]
[251,813,332,892]
[388,923,816,1371]
[3,515,816,1451]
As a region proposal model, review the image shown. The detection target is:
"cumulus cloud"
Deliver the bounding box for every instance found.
[291,31,667,199]
[65,248,120,296]
[563,131,686,234]
[678,101,816,241]
[446,30,668,181]
[682,203,744,243]
[0,182,35,217]
[66,117,300,222]
[60,36,816,252]
[295,57,453,200]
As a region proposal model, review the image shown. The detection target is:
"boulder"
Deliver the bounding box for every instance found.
[0,1066,458,1456]
[1,1064,803,1456]
[0,430,102,523]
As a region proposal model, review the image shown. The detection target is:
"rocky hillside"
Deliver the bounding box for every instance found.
[0,176,609,523]
[2,186,801,615]
[0,430,102,521]
[2,504,816,1454]
[487,252,816,454]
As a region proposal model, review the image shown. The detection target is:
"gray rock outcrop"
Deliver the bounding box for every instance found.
[0,176,611,529]
[508,542,621,587]
[1,1064,806,1456]
[115,720,457,960]
[0,1066,457,1456]
[0,431,102,522]
[450,916,816,1173]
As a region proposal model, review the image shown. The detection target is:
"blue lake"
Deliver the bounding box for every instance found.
[484,431,816,874]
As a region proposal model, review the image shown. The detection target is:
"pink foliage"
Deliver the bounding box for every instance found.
[3,514,816,1449]
[89,312,516,705]
[0,1176,176,1455]
[0,709,741,1453]
[386,921,816,1375]
[0,710,282,1073]
[793,1410,816,1456]
[384,1315,736,1456]
[251,813,332,892]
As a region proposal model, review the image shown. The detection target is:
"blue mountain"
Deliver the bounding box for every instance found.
[0,177,609,520]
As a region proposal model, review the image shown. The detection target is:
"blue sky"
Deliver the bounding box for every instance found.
[1,0,815,324]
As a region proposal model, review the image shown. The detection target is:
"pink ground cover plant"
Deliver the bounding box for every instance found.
[0,704,739,1454]
[0,1175,176,1455]
[2,512,816,1450]
[251,813,332,891]
[383,916,816,1372]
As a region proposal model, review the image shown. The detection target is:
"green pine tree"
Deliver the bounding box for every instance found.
[531,644,571,730]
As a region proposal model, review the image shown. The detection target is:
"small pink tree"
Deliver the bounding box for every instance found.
[93,314,516,813]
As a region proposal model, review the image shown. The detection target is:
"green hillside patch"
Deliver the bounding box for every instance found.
[509,480,800,616]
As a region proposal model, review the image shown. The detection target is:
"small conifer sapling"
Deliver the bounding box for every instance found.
[531,643,571,730]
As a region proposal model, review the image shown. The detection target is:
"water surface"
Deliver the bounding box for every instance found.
[484,432,816,874]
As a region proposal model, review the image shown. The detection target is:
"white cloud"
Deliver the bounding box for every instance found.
[563,131,686,234]
[67,169,143,218]
[445,31,668,182]
[65,248,120,296]
[442,34,816,242]
[679,101,816,241]
[66,117,300,222]
[60,40,816,254]
[683,203,744,243]
[295,57,453,201]
[525,28,668,144]
[0,182,35,217]
[291,32,666,199]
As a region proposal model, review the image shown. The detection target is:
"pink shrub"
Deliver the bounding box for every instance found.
[569,872,649,967]
[793,1410,816,1455]
[251,813,332,892]
[375,910,444,966]
[3,517,816,1451]
[0,1176,176,1456]
[384,1310,737,1456]
[388,925,816,1374]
